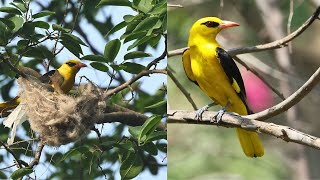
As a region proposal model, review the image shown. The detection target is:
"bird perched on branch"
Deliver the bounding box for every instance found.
[0,59,87,115]
[182,17,264,157]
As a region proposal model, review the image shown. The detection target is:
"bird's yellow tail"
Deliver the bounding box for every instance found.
[236,128,264,157]
[0,96,21,114]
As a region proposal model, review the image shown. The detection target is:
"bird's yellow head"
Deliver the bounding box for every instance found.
[189,17,239,39]
[58,59,87,75]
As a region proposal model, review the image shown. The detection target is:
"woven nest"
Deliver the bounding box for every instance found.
[18,77,106,146]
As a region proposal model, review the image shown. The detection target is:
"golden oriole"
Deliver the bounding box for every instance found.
[182,17,264,157]
[0,59,87,114]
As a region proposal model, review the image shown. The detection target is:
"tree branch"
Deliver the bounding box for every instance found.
[28,141,45,168]
[104,69,167,98]
[98,105,166,131]
[0,141,23,168]
[247,67,320,121]
[168,110,320,150]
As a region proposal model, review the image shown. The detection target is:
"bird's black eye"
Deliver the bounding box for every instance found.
[201,21,220,28]
[66,62,76,67]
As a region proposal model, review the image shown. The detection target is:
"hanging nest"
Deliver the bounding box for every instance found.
[18,76,106,146]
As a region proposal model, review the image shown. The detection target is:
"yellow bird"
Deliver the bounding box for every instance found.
[0,59,87,114]
[182,17,264,157]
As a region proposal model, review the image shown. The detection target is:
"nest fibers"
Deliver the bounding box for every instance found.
[18,77,106,146]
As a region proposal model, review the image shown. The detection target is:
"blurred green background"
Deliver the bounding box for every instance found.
[167,0,320,179]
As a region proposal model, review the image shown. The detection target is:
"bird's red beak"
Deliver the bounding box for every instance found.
[77,63,87,68]
[219,20,240,29]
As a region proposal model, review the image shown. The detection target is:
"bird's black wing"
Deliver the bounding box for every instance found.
[216,47,252,114]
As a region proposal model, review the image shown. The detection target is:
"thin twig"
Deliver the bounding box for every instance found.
[233,56,285,100]
[247,67,320,121]
[287,0,294,54]
[0,163,17,170]
[71,0,85,32]
[0,141,23,168]
[167,68,197,110]
[167,4,183,8]
[104,69,167,98]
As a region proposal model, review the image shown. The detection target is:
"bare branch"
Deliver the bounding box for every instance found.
[168,110,320,150]
[168,47,187,58]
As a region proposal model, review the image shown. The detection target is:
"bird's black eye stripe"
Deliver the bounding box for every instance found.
[66,62,76,67]
[201,21,220,28]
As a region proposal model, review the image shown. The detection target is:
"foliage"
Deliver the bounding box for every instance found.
[0,0,167,179]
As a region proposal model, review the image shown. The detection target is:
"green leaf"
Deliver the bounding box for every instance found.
[122,62,145,74]
[127,35,153,50]
[81,55,107,62]
[0,18,15,30]
[32,11,55,19]
[104,39,121,62]
[10,168,33,180]
[61,33,87,46]
[0,6,22,15]
[110,64,126,71]
[0,170,7,179]
[101,141,117,149]
[0,25,8,45]
[156,143,167,153]
[115,141,135,152]
[133,16,159,33]
[124,51,151,60]
[142,142,158,155]
[9,15,24,32]
[149,1,166,15]
[52,24,70,33]
[90,62,109,72]
[120,152,143,179]
[145,100,166,109]
[133,0,153,13]
[106,21,127,36]
[128,126,142,138]
[149,34,161,47]
[125,20,141,34]
[22,46,53,59]
[122,31,145,43]
[60,40,83,57]
[147,131,167,141]
[18,22,35,37]
[60,146,89,161]
[10,2,27,13]
[123,15,135,23]
[17,39,29,50]
[97,0,132,7]
[138,115,162,145]
[31,21,50,29]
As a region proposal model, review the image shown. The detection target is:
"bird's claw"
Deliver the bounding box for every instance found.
[195,106,208,121]
[211,108,226,123]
